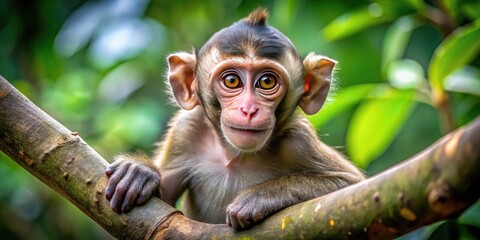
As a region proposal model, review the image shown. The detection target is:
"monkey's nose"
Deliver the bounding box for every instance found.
[240,106,259,120]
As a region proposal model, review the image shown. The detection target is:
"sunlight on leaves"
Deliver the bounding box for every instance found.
[458,203,480,228]
[429,19,480,92]
[88,18,167,68]
[387,59,426,90]
[308,84,375,128]
[55,0,150,57]
[382,16,416,78]
[347,87,415,168]
[97,62,147,102]
[323,4,393,41]
[444,66,480,96]
[442,0,460,20]
[94,100,165,153]
[462,2,480,20]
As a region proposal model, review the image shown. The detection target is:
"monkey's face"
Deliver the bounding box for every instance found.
[211,57,289,152]
[167,16,335,154]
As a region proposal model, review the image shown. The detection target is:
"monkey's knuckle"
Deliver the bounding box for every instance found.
[130,165,143,176]
[150,179,160,188]
[125,192,139,207]
[227,207,241,219]
[137,166,151,175]
[151,170,161,178]
[146,172,161,183]
[115,183,129,195]
[128,162,143,171]
[236,216,252,229]
[118,161,132,171]
[251,208,266,222]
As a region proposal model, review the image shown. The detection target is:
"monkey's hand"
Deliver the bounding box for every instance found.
[226,185,286,230]
[105,155,161,213]
[226,172,360,230]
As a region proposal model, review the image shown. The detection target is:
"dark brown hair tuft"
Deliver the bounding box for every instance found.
[244,7,269,26]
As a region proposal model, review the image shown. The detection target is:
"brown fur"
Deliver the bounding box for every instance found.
[244,7,269,26]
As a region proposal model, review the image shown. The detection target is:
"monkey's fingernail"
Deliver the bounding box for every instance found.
[105,170,112,176]
[112,206,120,212]
[122,204,131,213]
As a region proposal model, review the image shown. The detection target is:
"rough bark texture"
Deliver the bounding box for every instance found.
[1,75,479,239]
[0,76,179,239]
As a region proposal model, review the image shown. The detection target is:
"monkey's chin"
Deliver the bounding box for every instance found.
[222,126,271,152]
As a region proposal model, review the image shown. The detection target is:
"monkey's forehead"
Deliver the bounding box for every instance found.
[198,19,300,61]
[197,48,303,81]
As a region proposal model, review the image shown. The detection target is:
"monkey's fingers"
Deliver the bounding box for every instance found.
[105,161,131,200]
[226,210,242,230]
[226,213,233,228]
[228,194,273,231]
[105,159,127,176]
[109,166,136,212]
[226,203,254,230]
[227,213,252,230]
[121,177,146,213]
[136,176,160,205]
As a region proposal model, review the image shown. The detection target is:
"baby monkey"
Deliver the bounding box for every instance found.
[105,8,364,230]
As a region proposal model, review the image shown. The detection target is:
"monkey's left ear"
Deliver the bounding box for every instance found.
[167,52,199,110]
[299,53,336,115]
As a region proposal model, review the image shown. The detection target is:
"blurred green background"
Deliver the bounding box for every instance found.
[1,0,479,239]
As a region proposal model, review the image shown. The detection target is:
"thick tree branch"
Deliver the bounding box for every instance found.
[1,75,479,239]
[0,76,178,239]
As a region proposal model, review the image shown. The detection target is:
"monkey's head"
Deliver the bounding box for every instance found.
[167,8,335,153]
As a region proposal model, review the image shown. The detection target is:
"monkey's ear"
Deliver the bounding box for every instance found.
[299,53,336,115]
[168,52,199,110]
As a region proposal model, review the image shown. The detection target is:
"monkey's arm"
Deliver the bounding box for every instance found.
[226,172,360,230]
[159,169,188,206]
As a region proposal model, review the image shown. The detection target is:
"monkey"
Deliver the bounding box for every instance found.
[105,8,365,230]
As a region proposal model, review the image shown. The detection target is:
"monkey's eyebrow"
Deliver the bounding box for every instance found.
[218,55,276,65]
[218,42,286,61]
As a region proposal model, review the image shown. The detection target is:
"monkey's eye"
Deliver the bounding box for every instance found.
[223,74,242,89]
[256,74,277,90]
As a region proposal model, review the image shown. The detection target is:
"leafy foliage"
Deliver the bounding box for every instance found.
[320,0,480,238]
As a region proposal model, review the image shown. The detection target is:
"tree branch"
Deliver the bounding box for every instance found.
[1,75,479,239]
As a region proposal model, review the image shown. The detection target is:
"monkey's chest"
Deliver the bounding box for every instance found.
[181,160,281,223]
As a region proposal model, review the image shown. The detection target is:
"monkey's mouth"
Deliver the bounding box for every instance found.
[221,123,272,152]
[226,125,270,134]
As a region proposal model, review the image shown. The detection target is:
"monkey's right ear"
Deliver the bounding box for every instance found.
[167,52,199,110]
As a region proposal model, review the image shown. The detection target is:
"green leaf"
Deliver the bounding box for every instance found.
[428,19,480,91]
[382,16,416,78]
[442,0,460,20]
[387,59,426,90]
[374,0,425,13]
[405,0,425,10]
[346,87,415,168]
[94,100,165,150]
[444,66,480,96]
[323,4,394,41]
[271,0,299,28]
[308,84,375,128]
[458,202,480,228]
[462,2,480,20]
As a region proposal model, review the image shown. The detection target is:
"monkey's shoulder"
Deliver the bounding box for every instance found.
[158,107,229,162]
